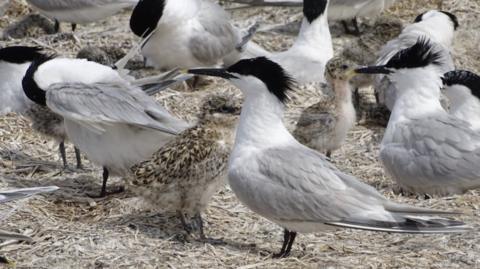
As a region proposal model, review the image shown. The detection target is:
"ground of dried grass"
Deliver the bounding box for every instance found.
[0,0,480,268]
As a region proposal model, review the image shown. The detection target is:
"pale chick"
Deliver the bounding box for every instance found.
[127,93,241,241]
[293,57,357,158]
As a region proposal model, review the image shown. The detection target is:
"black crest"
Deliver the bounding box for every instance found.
[303,0,328,23]
[130,0,165,37]
[413,10,459,30]
[227,57,296,104]
[386,37,443,69]
[413,11,427,23]
[442,70,480,99]
[0,46,45,64]
[22,54,56,106]
[440,11,459,30]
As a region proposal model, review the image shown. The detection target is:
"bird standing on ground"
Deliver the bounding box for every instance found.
[129,0,246,70]
[128,93,241,241]
[293,57,357,158]
[21,55,190,197]
[188,56,469,258]
[375,10,458,110]
[356,38,480,196]
[0,46,82,169]
[25,0,139,32]
[442,70,480,131]
[225,0,333,84]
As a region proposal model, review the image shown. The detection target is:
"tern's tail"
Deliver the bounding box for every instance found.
[326,216,470,234]
[0,186,59,204]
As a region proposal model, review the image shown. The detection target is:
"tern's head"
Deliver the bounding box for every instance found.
[326,57,357,82]
[188,57,295,105]
[442,70,480,104]
[356,38,443,78]
[130,0,165,37]
[414,10,459,30]
[303,0,328,23]
[0,46,45,65]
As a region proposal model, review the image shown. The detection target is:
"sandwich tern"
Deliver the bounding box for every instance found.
[356,38,480,196]
[227,0,396,35]
[442,70,480,131]
[129,0,249,70]
[25,0,139,32]
[375,10,458,110]
[225,0,333,84]
[0,46,82,169]
[128,93,241,241]
[293,57,357,158]
[21,55,190,197]
[188,56,469,257]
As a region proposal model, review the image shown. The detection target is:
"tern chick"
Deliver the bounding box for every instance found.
[189,57,469,258]
[442,70,480,131]
[0,46,81,169]
[128,93,241,240]
[357,38,480,196]
[293,57,357,158]
[25,0,139,32]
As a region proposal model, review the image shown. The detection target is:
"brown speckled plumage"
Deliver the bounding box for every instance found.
[23,104,67,142]
[127,93,241,239]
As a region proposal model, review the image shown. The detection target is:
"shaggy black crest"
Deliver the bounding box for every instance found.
[227,57,296,104]
[413,10,459,30]
[413,11,427,23]
[130,0,165,37]
[303,0,328,23]
[440,11,459,30]
[386,37,443,69]
[0,46,45,64]
[22,53,56,106]
[442,70,480,99]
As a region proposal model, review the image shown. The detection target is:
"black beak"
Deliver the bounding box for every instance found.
[355,65,392,75]
[187,68,238,79]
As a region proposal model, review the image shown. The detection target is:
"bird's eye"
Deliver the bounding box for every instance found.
[341,65,349,70]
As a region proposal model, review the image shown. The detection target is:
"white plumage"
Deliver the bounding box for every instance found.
[22,57,190,196]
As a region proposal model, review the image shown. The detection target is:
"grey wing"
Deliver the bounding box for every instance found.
[0,186,58,204]
[189,1,239,65]
[26,0,137,10]
[382,116,480,187]
[230,145,389,223]
[46,82,188,134]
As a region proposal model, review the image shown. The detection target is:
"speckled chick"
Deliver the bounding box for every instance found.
[22,104,82,169]
[127,93,241,240]
[293,57,357,158]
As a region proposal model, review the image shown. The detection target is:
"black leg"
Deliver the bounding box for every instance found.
[74,147,83,169]
[59,141,68,168]
[284,231,297,257]
[273,229,290,258]
[341,20,350,34]
[193,213,206,240]
[71,23,77,32]
[178,211,192,234]
[326,151,332,159]
[100,167,109,197]
[54,19,60,33]
[352,18,361,36]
